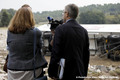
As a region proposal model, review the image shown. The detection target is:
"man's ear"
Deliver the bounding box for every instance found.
[66,12,69,17]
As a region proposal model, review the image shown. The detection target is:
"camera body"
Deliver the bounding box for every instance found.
[41,17,63,55]
[47,16,63,30]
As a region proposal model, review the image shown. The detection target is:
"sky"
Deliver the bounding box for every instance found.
[0,0,120,12]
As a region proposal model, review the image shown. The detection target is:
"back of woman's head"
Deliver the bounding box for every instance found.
[8,7,35,33]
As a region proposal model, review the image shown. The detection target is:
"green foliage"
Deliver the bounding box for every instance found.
[0,3,120,26]
[0,21,2,26]
[7,9,16,16]
[1,9,12,27]
[33,10,63,24]
[105,14,120,24]
[0,9,15,27]
[79,11,105,24]
[79,3,120,14]
[78,3,120,24]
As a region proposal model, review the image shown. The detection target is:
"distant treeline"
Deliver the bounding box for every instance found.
[0,3,120,27]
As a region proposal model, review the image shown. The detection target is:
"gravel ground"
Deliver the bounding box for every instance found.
[0,28,8,80]
[0,28,120,80]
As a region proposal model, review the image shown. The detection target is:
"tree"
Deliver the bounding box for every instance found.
[7,9,16,16]
[0,21,2,27]
[1,10,12,27]
[79,11,105,24]
[105,14,120,24]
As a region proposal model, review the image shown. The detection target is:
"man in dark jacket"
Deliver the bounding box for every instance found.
[48,4,90,80]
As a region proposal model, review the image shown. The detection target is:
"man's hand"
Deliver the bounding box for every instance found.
[51,77,57,80]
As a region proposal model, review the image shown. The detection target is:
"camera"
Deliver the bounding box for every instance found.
[47,16,63,30]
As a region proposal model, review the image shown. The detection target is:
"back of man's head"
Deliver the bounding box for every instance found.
[65,4,79,19]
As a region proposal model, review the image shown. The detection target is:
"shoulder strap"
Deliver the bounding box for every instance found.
[33,28,37,79]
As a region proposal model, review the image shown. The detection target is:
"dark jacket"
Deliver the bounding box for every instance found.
[48,19,90,80]
[7,28,47,71]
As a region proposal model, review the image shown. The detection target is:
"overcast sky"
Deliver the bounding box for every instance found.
[0,0,120,12]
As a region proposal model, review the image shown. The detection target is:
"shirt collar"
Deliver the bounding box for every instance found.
[66,18,73,23]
